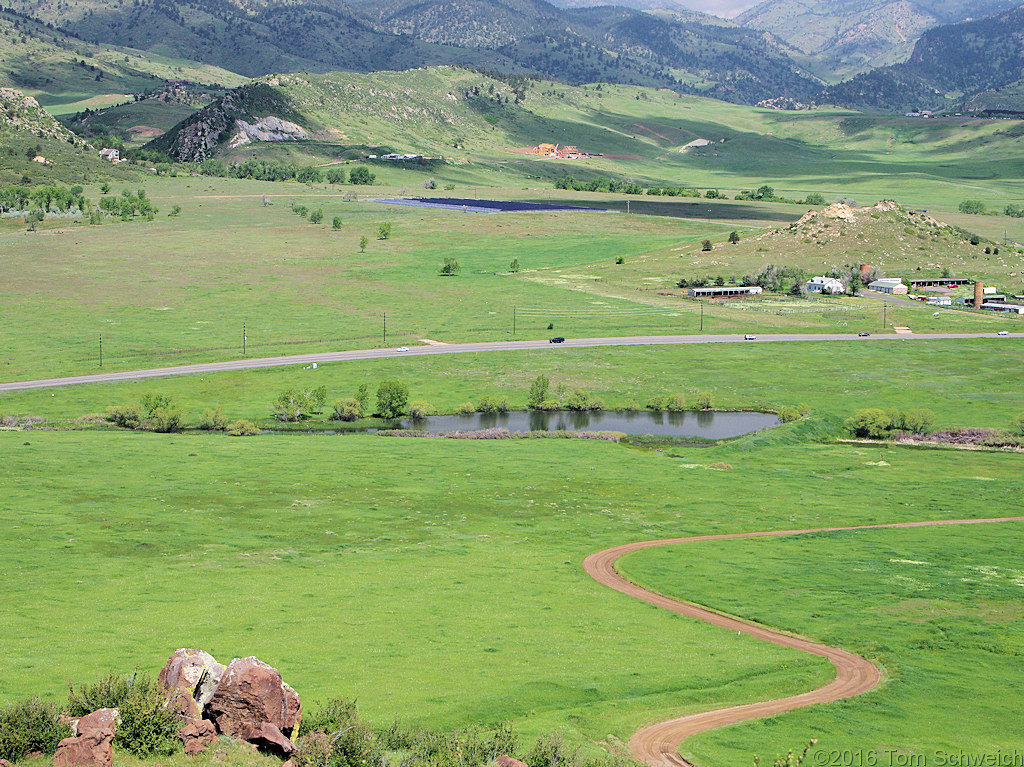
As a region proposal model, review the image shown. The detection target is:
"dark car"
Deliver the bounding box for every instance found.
[858,332,871,337]
[549,336,566,343]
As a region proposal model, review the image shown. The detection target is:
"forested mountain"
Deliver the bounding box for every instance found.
[819,4,1024,111]
[736,0,1019,75]
[0,0,823,103]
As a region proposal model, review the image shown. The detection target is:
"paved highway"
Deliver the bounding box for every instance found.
[1,332,1020,392]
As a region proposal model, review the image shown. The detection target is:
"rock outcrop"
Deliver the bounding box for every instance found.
[178,718,218,756]
[53,729,113,767]
[205,656,301,748]
[73,709,119,738]
[159,648,226,720]
[239,722,295,758]
[228,116,307,149]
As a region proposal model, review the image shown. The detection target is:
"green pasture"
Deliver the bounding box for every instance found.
[1,430,1021,761]
[3,339,1024,432]
[3,175,1021,381]
[619,522,1024,765]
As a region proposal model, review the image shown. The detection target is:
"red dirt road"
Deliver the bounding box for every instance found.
[583,516,1024,767]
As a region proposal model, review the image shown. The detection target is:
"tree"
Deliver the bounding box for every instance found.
[326,168,346,184]
[296,166,323,184]
[355,384,371,413]
[755,184,775,200]
[440,258,460,276]
[1011,412,1024,436]
[958,199,986,215]
[376,380,409,419]
[845,408,893,439]
[332,216,342,230]
[348,166,375,185]
[309,209,323,224]
[359,235,368,252]
[509,258,520,273]
[527,375,550,409]
[100,183,111,195]
[728,230,740,244]
[378,222,392,240]
[169,205,181,217]
[701,239,712,251]
[423,178,436,190]
[804,192,826,206]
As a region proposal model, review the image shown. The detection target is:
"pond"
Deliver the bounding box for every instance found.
[395,410,779,439]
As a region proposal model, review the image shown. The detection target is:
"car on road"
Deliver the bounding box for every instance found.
[744,334,756,340]
[549,336,566,343]
[997,330,1009,336]
[396,346,410,351]
[858,332,870,337]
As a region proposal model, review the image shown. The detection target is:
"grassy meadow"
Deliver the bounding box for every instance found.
[619,522,1024,765]
[1,429,1022,760]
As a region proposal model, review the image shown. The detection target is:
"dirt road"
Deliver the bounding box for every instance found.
[582,516,1024,767]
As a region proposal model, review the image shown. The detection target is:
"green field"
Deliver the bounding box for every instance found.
[619,522,1024,765]
[1,429,1021,760]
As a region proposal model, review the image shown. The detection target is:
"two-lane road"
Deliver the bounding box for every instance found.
[1,332,1020,392]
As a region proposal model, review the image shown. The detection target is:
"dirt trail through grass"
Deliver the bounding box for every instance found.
[583,516,1024,767]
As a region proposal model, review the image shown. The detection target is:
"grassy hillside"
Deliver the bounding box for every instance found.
[0,8,245,114]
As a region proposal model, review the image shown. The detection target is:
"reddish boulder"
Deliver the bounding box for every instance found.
[74,709,119,737]
[496,757,528,767]
[159,649,225,720]
[53,729,113,767]
[1,758,14,767]
[178,719,218,756]
[205,657,301,739]
[239,723,295,758]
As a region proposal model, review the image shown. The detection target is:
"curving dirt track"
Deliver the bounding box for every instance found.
[583,516,1024,767]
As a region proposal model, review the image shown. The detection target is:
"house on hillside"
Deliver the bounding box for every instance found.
[806,276,844,294]
[868,278,908,295]
[99,147,119,163]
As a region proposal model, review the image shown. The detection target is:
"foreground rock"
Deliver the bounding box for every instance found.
[73,709,119,738]
[159,648,226,720]
[178,719,218,756]
[205,656,301,749]
[239,723,295,757]
[496,756,528,767]
[53,729,113,767]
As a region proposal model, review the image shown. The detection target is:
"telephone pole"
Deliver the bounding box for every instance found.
[882,301,887,330]
[99,333,103,368]
[243,321,246,356]
[513,305,516,335]
[383,312,387,346]
[700,301,704,332]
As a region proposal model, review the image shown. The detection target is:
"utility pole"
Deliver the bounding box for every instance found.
[626,199,630,215]
[882,301,887,330]
[700,301,704,332]
[513,305,516,335]
[99,333,103,368]
[383,312,387,346]
[243,321,246,356]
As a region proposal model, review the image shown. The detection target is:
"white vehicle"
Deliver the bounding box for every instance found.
[997,330,1009,336]
[744,334,757,340]
[396,346,410,351]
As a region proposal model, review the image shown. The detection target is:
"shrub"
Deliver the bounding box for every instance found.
[149,406,185,433]
[538,399,561,411]
[198,406,228,431]
[701,239,712,251]
[376,380,409,419]
[777,406,800,423]
[646,396,666,411]
[298,697,359,736]
[69,672,181,757]
[326,168,346,184]
[332,216,342,230]
[564,389,601,411]
[526,732,578,767]
[407,400,434,419]
[106,404,142,429]
[309,209,323,224]
[527,375,550,410]
[693,391,713,410]
[845,408,894,439]
[796,402,811,416]
[330,398,362,422]
[476,396,509,414]
[898,408,935,434]
[665,394,687,412]
[348,166,375,185]
[271,387,326,421]
[804,192,826,206]
[1012,412,1024,436]
[226,419,259,436]
[958,199,986,215]
[0,697,71,761]
[456,401,475,415]
[378,222,392,240]
[614,255,624,264]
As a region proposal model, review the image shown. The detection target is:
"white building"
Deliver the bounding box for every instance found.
[868,278,908,295]
[806,276,845,294]
[688,286,763,298]
[926,296,952,306]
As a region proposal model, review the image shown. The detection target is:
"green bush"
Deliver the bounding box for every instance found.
[407,400,434,419]
[845,408,894,438]
[564,390,601,411]
[309,209,323,224]
[777,406,801,423]
[1011,412,1024,436]
[526,733,578,767]
[646,396,666,411]
[537,399,561,411]
[198,406,228,431]
[376,380,410,419]
[456,401,476,415]
[527,375,550,410]
[0,697,71,761]
[272,388,326,422]
[476,396,509,414]
[693,391,713,410]
[149,406,185,433]
[958,199,986,215]
[226,419,259,436]
[68,672,181,757]
[106,404,142,429]
[348,167,375,185]
[898,408,935,434]
[298,698,359,737]
[330,399,362,422]
[68,672,133,715]
[665,394,687,412]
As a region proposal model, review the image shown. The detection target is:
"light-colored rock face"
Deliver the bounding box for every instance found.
[158,648,226,720]
[73,709,119,737]
[228,116,308,148]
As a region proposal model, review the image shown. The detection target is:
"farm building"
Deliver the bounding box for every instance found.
[926,296,952,306]
[806,276,845,294]
[909,278,973,288]
[981,303,1024,314]
[868,278,908,294]
[99,148,120,163]
[688,286,763,298]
